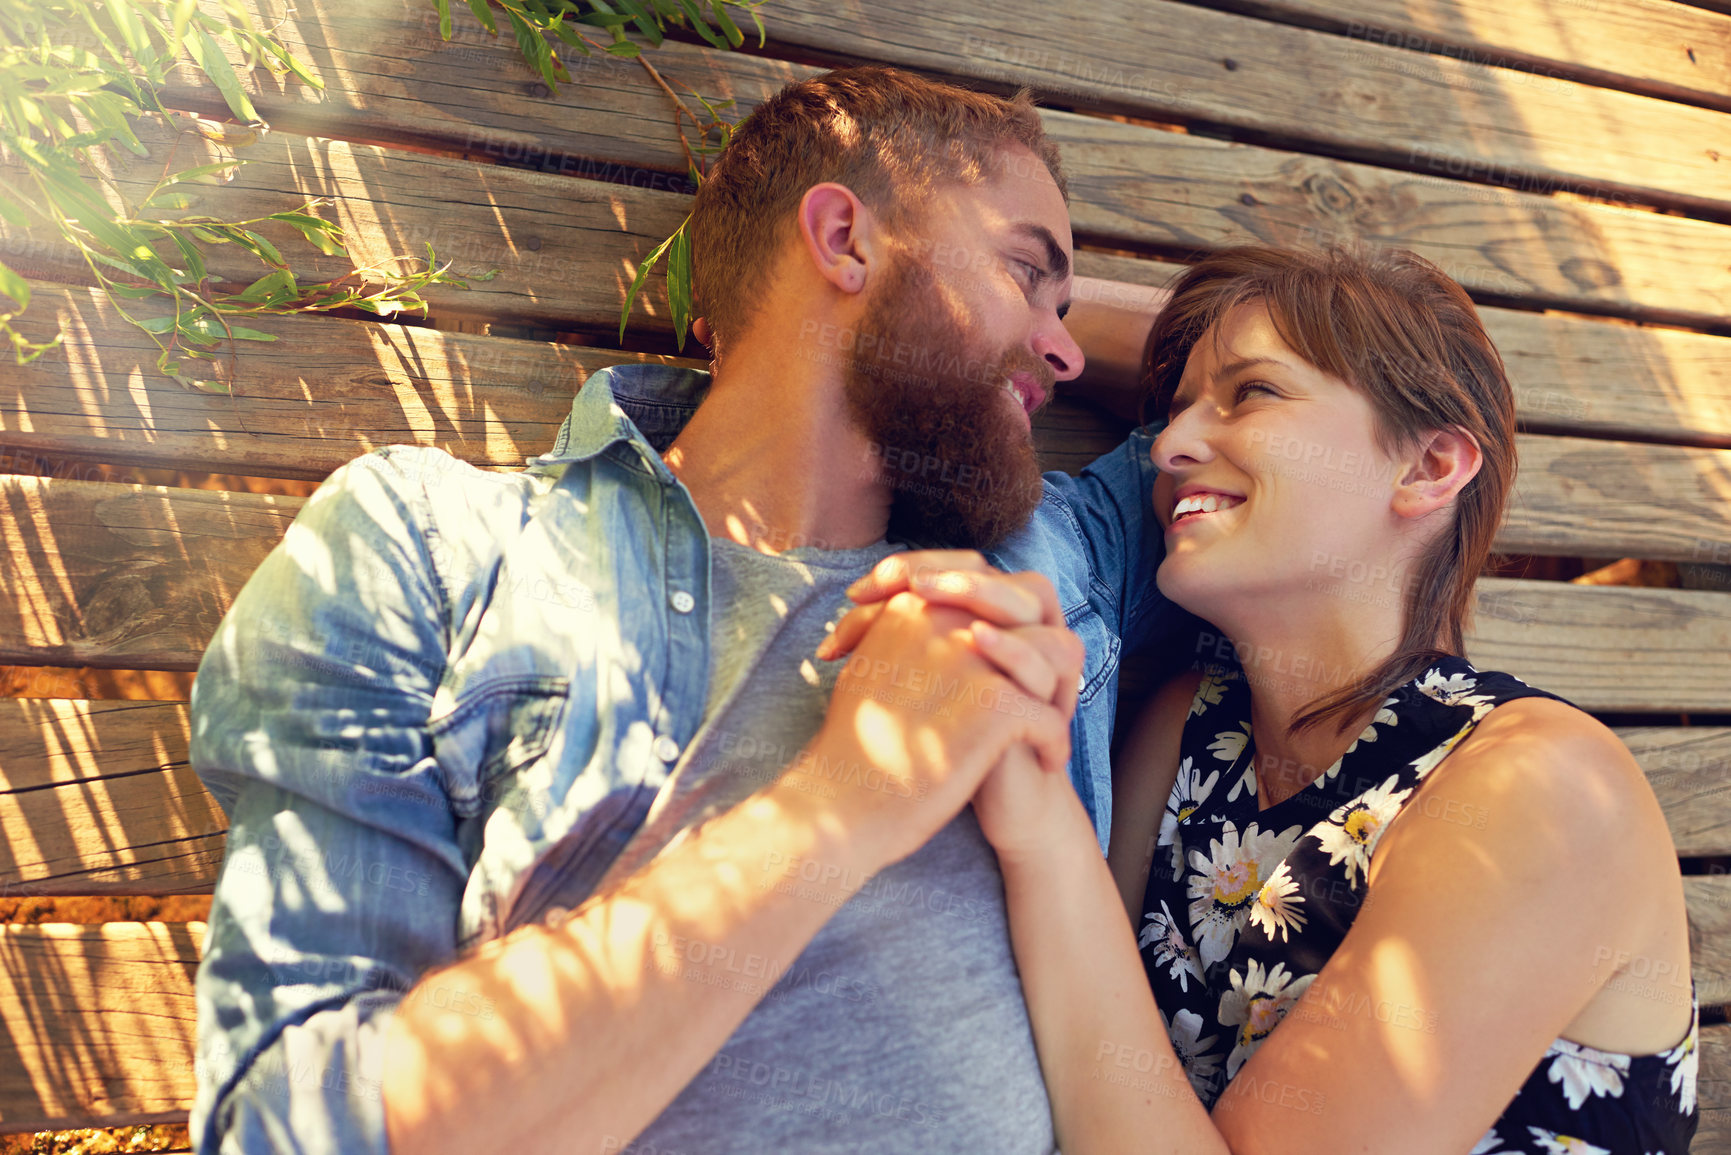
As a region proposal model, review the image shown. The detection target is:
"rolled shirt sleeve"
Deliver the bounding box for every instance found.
[189,448,473,1154]
[1044,422,1204,664]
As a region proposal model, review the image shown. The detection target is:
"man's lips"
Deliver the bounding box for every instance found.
[1004,371,1048,417]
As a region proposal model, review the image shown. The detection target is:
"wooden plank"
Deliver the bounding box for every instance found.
[0,922,202,1133]
[1500,438,1731,561]
[1190,0,1731,115]
[0,700,222,896]
[1618,728,1731,859]
[751,0,1731,216]
[0,120,688,334]
[1,284,700,481]
[1048,113,1731,331]
[1703,1023,1731,1151]
[1465,579,1731,713]
[1692,876,1731,1006]
[4,705,1727,898]
[1076,251,1731,448]
[159,0,1731,328]
[0,477,296,671]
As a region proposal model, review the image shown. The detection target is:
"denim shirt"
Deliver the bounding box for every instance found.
[187,364,1195,1153]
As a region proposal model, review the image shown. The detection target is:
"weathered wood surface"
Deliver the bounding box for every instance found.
[0,700,221,895]
[1194,0,1731,114]
[1691,877,1731,1007]
[0,921,203,1133]
[1703,1023,1731,1151]
[1499,437,1731,561]
[1620,728,1731,858]
[4,469,1729,699]
[0,477,297,670]
[1,284,700,480]
[0,121,688,334]
[0,916,1722,1135]
[4,700,1727,896]
[752,0,1731,216]
[1077,251,1731,448]
[1464,580,1731,713]
[160,0,1731,328]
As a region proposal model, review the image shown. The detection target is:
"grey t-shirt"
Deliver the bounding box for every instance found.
[611,538,1055,1154]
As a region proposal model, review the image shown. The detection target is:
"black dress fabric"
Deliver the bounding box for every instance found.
[1137,656,1698,1154]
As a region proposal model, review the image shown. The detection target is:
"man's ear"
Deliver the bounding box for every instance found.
[1391,427,1483,520]
[797,183,872,296]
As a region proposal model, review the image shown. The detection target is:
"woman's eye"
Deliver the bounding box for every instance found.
[1234,381,1277,404]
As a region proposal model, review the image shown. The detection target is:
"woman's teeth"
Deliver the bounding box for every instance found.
[1173,493,1242,519]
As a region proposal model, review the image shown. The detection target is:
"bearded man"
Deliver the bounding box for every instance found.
[188,65,1194,1155]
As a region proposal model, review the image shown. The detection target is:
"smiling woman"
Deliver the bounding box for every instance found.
[970,244,1699,1155]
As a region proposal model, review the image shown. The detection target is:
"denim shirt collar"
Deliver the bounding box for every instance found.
[529,363,712,482]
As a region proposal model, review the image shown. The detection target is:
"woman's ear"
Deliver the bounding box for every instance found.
[1392,428,1483,520]
[797,182,872,296]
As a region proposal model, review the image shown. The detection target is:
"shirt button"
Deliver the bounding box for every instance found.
[654,735,680,762]
[670,590,695,614]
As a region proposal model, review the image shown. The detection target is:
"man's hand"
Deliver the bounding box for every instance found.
[803,583,1078,868]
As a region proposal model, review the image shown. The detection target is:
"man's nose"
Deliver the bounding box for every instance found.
[1037,314,1085,382]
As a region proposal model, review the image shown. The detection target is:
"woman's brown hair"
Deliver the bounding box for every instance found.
[1140,244,1517,735]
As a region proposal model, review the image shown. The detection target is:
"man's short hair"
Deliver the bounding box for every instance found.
[690,64,1067,353]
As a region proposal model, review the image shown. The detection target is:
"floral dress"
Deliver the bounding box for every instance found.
[1138,655,1698,1154]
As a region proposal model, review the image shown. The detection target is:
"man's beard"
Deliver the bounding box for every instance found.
[842,255,1053,551]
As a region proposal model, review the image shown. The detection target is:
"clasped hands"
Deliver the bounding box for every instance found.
[813,550,1089,865]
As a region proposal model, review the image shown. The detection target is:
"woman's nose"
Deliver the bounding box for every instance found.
[1152,404,1215,473]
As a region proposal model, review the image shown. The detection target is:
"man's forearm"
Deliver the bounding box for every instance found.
[383,756,893,1155]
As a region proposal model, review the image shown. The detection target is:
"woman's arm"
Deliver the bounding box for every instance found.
[1106,670,1201,921]
[979,697,1686,1155]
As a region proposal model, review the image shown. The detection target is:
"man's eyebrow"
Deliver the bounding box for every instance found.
[1012,223,1071,282]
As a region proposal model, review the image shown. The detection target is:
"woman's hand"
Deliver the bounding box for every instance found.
[974,742,1095,868]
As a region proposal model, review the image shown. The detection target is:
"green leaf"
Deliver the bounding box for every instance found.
[268,211,345,256]
[603,38,640,57]
[188,22,262,126]
[618,218,681,343]
[235,268,297,303]
[170,232,206,284]
[464,0,498,36]
[709,1,743,48]
[135,315,178,334]
[184,314,277,341]
[102,0,147,59]
[433,0,454,39]
[504,9,560,92]
[0,192,34,230]
[667,219,692,351]
[238,228,285,267]
[162,160,246,185]
[0,261,30,310]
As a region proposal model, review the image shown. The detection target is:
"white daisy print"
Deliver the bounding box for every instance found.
[1664,1020,1698,1114]
[1190,671,1230,717]
[1469,1129,1503,1154]
[1164,1007,1224,1100]
[1416,667,1498,710]
[1139,899,1205,993]
[1313,774,1413,888]
[1248,860,1308,942]
[1545,1038,1630,1110]
[1526,1127,1610,1155]
[1217,959,1316,1077]
[1159,757,1221,877]
[1186,821,1305,965]
[1209,721,1255,801]
[1343,701,1399,755]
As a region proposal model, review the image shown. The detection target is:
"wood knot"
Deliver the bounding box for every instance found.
[1222,58,1239,71]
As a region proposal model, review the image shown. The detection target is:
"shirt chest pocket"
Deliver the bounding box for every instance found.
[428,675,572,817]
[1066,605,1121,706]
